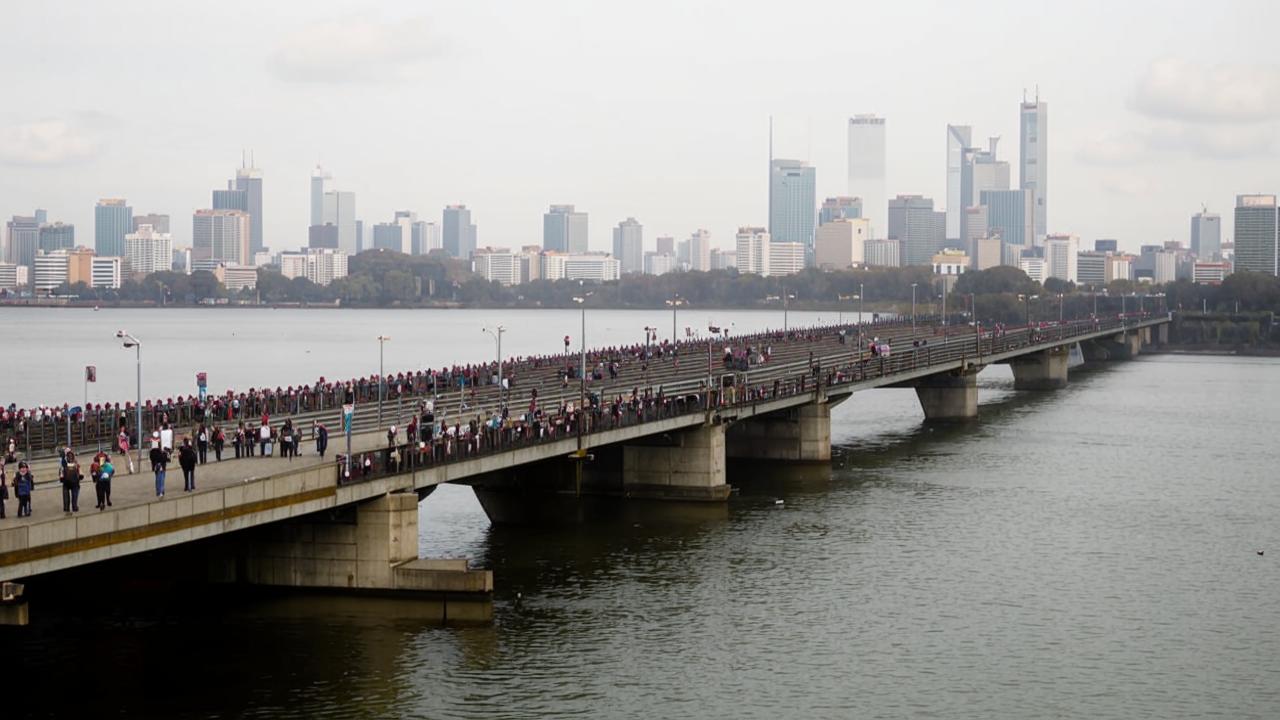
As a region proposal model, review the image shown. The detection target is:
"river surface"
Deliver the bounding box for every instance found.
[2,308,1278,719]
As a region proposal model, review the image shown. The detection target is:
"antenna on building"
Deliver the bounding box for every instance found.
[1035,85,1040,103]
[1022,88,1026,103]
[241,149,246,169]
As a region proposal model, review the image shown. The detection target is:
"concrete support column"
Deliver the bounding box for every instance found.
[623,423,730,501]
[725,400,835,463]
[1009,346,1070,390]
[913,367,980,422]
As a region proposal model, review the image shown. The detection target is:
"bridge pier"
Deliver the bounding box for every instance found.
[209,491,492,620]
[725,399,838,463]
[913,367,981,421]
[1009,346,1070,390]
[623,423,731,501]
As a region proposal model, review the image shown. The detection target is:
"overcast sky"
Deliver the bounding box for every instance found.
[2,0,1277,254]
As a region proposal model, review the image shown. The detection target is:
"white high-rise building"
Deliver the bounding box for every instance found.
[1019,95,1049,241]
[768,242,806,276]
[33,251,69,292]
[1191,210,1222,259]
[848,115,887,238]
[124,224,173,276]
[864,238,901,268]
[612,218,643,274]
[688,229,712,271]
[1044,234,1078,283]
[472,248,521,286]
[945,124,972,240]
[192,209,250,265]
[91,256,122,289]
[735,227,771,276]
[644,252,676,276]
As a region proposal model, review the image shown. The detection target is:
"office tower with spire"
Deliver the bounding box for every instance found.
[94,199,133,257]
[848,115,887,238]
[1019,93,1048,241]
[612,217,643,274]
[945,124,972,241]
[235,153,264,253]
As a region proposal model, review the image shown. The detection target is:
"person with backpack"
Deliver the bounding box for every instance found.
[179,438,197,492]
[196,424,209,464]
[315,422,328,458]
[13,461,34,517]
[98,457,114,509]
[60,450,83,514]
[212,426,225,462]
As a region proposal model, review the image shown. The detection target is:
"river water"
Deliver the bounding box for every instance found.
[3,308,1278,719]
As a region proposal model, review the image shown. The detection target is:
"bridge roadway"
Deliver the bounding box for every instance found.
[0,315,1170,612]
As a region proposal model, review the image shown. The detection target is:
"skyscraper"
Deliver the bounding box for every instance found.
[961,137,1011,241]
[848,115,887,237]
[310,165,331,226]
[1234,195,1278,276]
[819,197,863,226]
[543,204,588,253]
[655,236,674,256]
[443,205,477,258]
[612,217,643,274]
[38,222,75,253]
[945,124,972,240]
[887,195,945,267]
[235,160,264,253]
[192,209,250,265]
[213,185,248,212]
[688,230,712,272]
[4,215,39,270]
[1095,239,1118,253]
[94,199,132,257]
[1044,234,1079,283]
[372,223,403,252]
[124,223,173,276]
[132,214,170,234]
[769,159,816,252]
[321,191,357,254]
[980,189,1033,248]
[1019,94,1048,241]
[736,227,771,276]
[1190,210,1222,259]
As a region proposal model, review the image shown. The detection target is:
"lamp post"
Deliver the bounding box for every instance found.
[572,292,590,496]
[666,295,684,345]
[115,331,143,473]
[910,283,918,332]
[782,284,789,332]
[482,325,505,405]
[858,282,865,353]
[376,335,391,428]
[1058,293,1064,324]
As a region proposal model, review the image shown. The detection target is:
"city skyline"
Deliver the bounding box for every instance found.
[0,2,1277,257]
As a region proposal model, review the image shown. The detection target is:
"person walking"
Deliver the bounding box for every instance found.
[117,428,134,474]
[150,434,168,498]
[196,424,209,464]
[258,422,270,457]
[98,456,114,509]
[179,438,197,492]
[212,426,225,462]
[90,454,104,510]
[316,423,328,458]
[13,461,34,517]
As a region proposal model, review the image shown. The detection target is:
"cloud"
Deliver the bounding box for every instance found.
[1079,123,1275,167]
[1131,58,1280,123]
[270,17,445,84]
[0,118,99,167]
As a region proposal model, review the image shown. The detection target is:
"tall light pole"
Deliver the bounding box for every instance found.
[910,283,918,332]
[666,295,684,345]
[1058,293,1064,323]
[782,283,789,332]
[482,325,505,405]
[572,292,590,496]
[116,331,142,472]
[858,282,865,352]
[376,335,391,428]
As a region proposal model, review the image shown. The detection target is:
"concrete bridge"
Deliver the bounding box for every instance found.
[0,314,1170,624]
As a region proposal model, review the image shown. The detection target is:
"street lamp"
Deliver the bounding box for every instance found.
[115,330,143,473]
[571,292,590,496]
[376,335,391,428]
[482,325,505,404]
[858,282,866,353]
[665,295,685,345]
[910,283,918,332]
[1058,293,1064,324]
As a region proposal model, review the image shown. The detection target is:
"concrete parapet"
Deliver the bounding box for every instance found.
[1009,346,1070,390]
[913,367,981,421]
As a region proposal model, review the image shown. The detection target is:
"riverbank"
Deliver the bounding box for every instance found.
[1145,344,1280,357]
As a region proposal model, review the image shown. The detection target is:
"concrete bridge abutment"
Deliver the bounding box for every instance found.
[622,423,731,501]
[725,399,838,463]
[913,367,981,422]
[1009,345,1070,390]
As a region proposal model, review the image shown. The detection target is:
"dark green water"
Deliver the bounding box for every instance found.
[5,354,1278,719]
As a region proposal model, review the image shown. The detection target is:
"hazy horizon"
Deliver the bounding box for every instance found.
[2,0,1277,255]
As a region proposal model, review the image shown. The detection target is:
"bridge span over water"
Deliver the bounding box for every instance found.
[0,315,1170,623]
